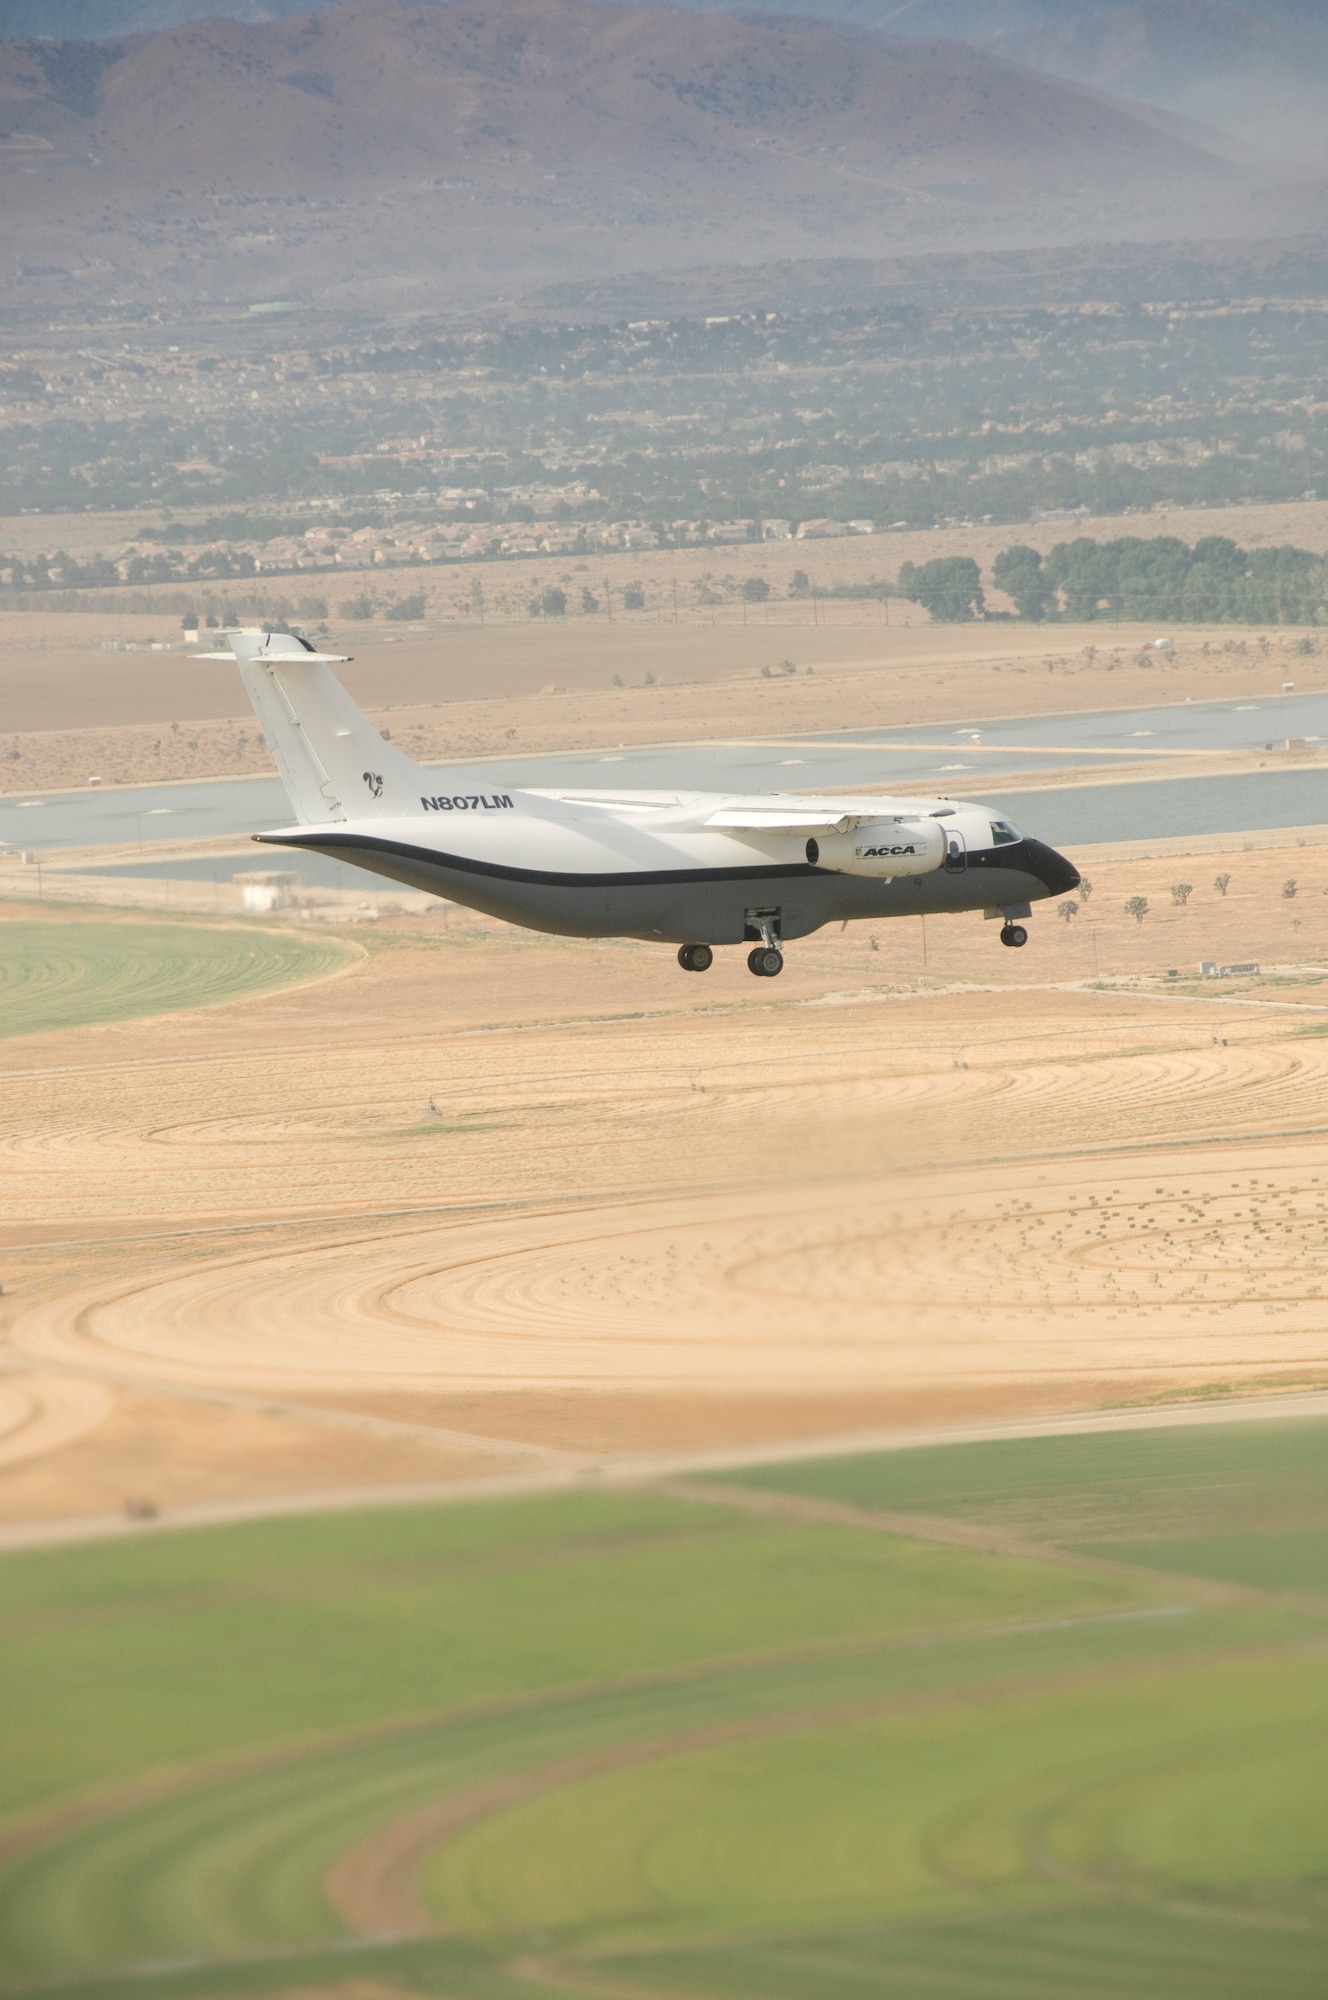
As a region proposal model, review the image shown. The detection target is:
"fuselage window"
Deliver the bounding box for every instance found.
[990,820,1021,846]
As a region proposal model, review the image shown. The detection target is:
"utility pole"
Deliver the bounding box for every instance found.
[605,582,613,624]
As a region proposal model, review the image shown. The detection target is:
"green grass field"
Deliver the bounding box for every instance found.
[1,1422,1326,2000]
[0,919,354,1036]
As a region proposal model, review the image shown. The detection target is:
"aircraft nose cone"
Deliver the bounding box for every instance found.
[1025,838,1081,896]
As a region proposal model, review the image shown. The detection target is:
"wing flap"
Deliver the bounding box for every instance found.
[705,809,851,832]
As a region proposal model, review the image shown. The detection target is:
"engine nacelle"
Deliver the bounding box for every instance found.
[808,817,945,878]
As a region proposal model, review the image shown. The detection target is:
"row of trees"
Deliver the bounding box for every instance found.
[897,537,1328,624]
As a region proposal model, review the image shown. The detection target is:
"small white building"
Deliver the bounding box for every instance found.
[234,870,299,913]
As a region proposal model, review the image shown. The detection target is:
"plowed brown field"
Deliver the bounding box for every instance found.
[5,836,1328,1528]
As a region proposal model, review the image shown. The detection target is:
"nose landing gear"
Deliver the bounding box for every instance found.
[1000,923,1028,948]
[678,943,714,972]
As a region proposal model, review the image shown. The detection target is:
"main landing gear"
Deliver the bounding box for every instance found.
[1000,923,1028,949]
[748,945,784,977]
[678,941,783,975]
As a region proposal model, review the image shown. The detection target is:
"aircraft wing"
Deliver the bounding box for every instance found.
[705,806,858,831]
[704,796,930,832]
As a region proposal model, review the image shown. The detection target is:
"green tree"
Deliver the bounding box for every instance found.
[743,576,770,602]
[897,556,984,622]
[992,544,1051,620]
[1125,896,1150,925]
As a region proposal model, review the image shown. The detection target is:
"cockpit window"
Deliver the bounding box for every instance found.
[990,820,1021,846]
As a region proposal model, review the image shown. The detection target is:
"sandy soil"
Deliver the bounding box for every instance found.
[2,611,1322,791]
[4,831,1328,1525]
[6,494,1328,786]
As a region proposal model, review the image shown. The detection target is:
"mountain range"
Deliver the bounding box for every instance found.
[4,0,1298,317]
[6,0,1328,168]
[8,0,1328,36]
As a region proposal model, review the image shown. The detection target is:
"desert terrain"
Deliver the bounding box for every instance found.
[4,818,1328,1532]
[7,495,1328,790]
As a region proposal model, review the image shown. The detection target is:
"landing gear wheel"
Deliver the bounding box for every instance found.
[748,946,784,977]
[1000,923,1028,949]
[678,944,714,972]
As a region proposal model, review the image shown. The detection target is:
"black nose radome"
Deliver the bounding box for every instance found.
[1025,838,1081,896]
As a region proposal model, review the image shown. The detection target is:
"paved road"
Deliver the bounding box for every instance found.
[5,691,1328,884]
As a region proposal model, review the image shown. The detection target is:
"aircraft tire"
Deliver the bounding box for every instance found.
[1000,923,1029,948]
[678,944,714,972]
[748,946,784,977]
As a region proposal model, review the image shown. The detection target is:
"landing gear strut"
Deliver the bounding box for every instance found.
[678,943,714,972]
[745,911,784,977]
[1000,923,1028,949]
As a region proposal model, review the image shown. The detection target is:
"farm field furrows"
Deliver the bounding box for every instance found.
[0,920,355,1039]
[7,843,1328,1527]
[0,1424,1325,2000]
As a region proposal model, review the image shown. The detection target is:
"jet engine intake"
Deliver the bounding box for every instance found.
[809,817,945,877]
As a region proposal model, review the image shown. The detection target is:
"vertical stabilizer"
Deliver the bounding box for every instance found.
[223,629,427,825]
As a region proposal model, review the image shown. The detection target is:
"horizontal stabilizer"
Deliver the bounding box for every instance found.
[199,649,351,664]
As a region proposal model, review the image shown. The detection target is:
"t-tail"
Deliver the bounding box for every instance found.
[205,627,429,824]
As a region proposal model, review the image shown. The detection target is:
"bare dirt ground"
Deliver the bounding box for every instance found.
[2,609,1321,792]
[5,832,1328,1528]
[6,496,1328,789]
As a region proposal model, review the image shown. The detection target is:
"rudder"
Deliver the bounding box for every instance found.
[221,628,428,825]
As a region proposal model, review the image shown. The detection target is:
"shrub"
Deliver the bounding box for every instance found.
[384,593,425,622]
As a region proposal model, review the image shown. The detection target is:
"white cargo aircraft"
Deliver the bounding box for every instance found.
[216,628,1080,975]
